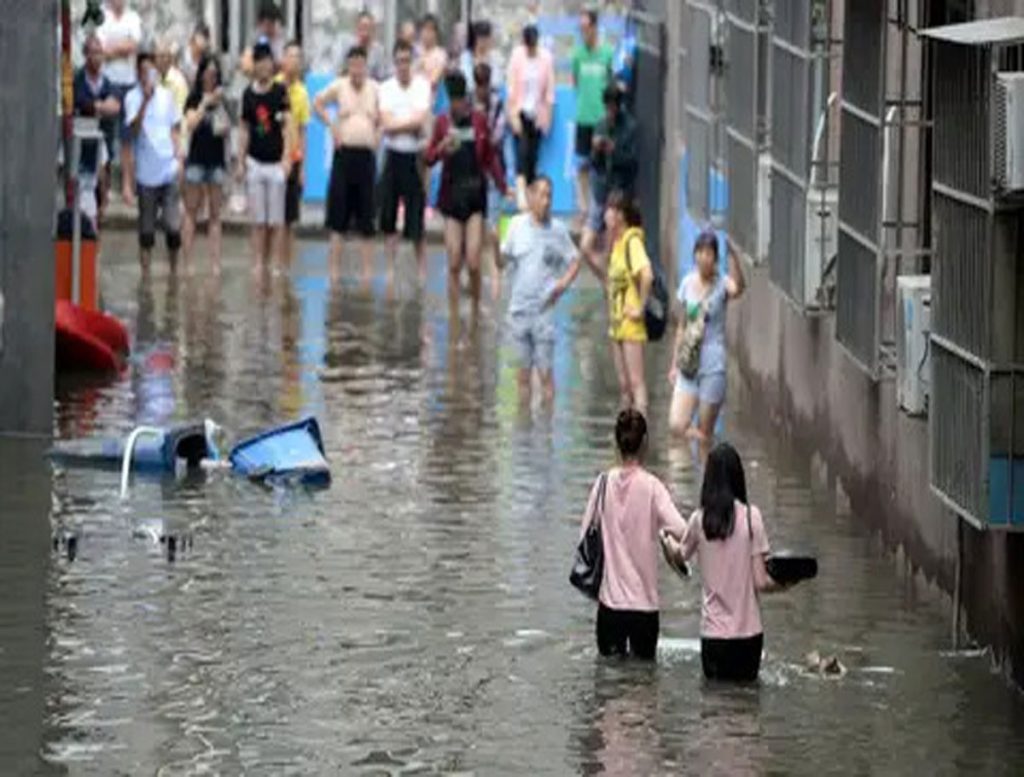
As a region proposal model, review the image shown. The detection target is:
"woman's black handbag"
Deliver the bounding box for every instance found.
[570,473,609,599]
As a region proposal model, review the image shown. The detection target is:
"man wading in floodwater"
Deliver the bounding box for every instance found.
[499,176,581,406]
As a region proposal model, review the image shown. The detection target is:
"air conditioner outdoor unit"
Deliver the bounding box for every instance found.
[804,185,839,307]
[994,72,1024,192]
[897,275,931,416]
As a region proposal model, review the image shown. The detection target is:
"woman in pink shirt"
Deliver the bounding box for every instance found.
[506,25,555,209]
[580,410,688,659]
[664,442,785,682]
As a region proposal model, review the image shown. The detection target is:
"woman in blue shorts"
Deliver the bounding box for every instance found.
[668,230,746,456]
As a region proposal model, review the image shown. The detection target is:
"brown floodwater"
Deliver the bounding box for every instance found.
[1,232,1022,775]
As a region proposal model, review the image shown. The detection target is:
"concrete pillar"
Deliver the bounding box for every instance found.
[0,0,58,436]
[662,0,684,292]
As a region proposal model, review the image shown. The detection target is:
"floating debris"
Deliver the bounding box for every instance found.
[805,650,847,678]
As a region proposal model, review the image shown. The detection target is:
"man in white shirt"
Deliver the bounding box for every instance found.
[378,39,432,280]
[124,51,183,272]
[97,0,143,205]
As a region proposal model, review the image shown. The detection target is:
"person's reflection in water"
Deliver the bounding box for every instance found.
[180,269,225,416]
[278,278,302,416]
[423,315,499,509]
[686,686,768,775]
[575,669,668,776]
[132,273,183,426]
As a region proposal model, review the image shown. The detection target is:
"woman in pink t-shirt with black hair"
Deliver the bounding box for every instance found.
[664,442,786,682]
[580,409,688,660]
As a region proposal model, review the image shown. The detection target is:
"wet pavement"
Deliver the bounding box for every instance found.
[2,233,1023,775]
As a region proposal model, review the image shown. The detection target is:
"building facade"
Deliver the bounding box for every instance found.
[659,0,1024,686]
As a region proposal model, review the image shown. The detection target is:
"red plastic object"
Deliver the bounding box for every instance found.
[55,299,130,373]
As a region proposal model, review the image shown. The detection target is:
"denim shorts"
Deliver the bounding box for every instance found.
[184,165,226,186]
[587,183,607,233]
[508,313,555,373]
[676,370,727,406]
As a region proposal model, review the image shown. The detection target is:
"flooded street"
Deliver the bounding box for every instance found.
[2,233,1023,775]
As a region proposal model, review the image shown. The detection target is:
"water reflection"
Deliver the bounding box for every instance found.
[2,233,1023,774]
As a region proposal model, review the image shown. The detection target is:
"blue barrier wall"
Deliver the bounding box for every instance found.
[676,151,730,292]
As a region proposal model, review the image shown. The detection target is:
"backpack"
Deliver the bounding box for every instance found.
[625,235,669,342]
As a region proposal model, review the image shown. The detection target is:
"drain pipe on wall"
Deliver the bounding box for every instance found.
[952,517,964,650]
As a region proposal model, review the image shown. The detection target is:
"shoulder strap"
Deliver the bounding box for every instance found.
[624,235,647,294]
[746,504,752,542]
[591,472,609,528]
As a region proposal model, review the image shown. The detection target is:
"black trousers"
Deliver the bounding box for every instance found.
[325,146,376,237]
[701,633,764,683]
[378,149,425,242]
[515,112,542,183]
[596,603,659,660]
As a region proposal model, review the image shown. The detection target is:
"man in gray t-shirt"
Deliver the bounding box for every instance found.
[499,176,582,405]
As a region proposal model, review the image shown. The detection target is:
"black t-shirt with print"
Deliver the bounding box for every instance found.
[242,81,290,163]
[184,92,227,169]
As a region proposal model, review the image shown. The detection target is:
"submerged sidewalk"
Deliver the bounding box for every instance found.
[101,199,585,243]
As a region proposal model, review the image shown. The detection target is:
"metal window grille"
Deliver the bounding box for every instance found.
[768,1,833,308]
[835,0,885,375]
[724,0,768,260]
[930,342,987,522]
[932,192,991,358]
[684,1,717,221]
[922,21,1024,529]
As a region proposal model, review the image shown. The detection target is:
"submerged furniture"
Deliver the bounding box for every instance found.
[49,416,331,490]
[229,416,331,488]
[48,422,214,472]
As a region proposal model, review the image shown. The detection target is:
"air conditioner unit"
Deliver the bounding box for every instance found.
[897,275,931,416]
[994,72,1024,192]
[804,185,839,307]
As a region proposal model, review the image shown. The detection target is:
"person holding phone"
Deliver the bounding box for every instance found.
[238,42,293,273]
[124,51,184,272]
[181,55,229,272]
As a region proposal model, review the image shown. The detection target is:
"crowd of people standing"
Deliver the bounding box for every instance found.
[71,2,782,683]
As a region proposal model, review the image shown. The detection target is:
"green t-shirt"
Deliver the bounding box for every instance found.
[572,43,614,127]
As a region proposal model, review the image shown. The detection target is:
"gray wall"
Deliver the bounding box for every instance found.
[0,0,58,435]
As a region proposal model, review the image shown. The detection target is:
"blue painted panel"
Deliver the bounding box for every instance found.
[988,457,1024,527]
[302,73,336,204]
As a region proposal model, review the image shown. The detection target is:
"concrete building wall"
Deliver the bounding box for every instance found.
[706,0,1024,686]
[0,0,58,435]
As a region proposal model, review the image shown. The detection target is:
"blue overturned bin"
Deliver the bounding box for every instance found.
[48,423,213,472]
[228,416,331,488]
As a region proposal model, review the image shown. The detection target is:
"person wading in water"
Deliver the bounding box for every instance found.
[426,71,508,342]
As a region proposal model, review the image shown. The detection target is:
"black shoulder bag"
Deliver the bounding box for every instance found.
[569,473,609,599]
[625,236,669,342]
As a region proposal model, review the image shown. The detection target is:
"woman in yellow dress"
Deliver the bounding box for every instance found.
[605,192,653,416]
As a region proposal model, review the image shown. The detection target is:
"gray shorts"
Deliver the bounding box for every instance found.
[246,157,286,226]
[137,181,181,249]
[676,370,727,406]
[509,314,555,373]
